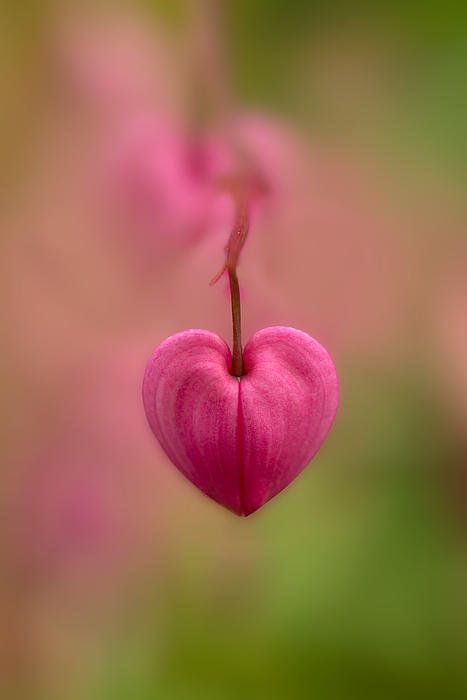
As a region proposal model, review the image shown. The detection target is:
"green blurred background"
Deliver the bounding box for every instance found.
[1,1,466,698]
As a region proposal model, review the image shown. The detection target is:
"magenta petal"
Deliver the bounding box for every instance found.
[142,330,243,514]
[239,327,339,515]
[142,327,338,516]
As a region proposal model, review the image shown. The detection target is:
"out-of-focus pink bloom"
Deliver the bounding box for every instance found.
[108,106,409,361]
[108,116,235,252]
[106,109,307,254]
[230,113,310,227]
[142,327,338,516]
[144,125,408,361]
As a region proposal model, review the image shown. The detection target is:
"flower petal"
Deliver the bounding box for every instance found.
[239,327,339,515]
[143,326,338,516]
[142,330,242,513]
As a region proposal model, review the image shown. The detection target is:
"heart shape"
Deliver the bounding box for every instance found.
[142,326,338,515]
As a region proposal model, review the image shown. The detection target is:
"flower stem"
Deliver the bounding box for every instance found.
[210,190,250,377]
[228,266,243,377]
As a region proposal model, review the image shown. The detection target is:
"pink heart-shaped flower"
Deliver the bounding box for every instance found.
[143,326,338,515]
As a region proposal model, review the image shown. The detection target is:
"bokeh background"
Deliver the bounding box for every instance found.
[1,1,467,698]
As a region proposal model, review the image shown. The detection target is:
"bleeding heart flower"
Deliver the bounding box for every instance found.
[143,326,338,516]
[143,191,338,515]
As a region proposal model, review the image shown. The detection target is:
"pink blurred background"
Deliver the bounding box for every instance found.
[1,2,466,698]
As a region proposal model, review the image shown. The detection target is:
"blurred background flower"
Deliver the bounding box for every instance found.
[1,1,466,698]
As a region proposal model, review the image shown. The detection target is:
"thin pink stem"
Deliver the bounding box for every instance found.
[211,189,250,377]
